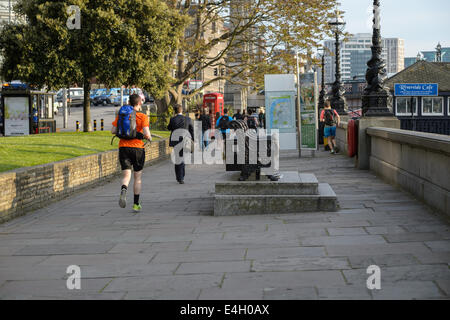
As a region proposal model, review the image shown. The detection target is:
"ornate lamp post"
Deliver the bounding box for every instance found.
[328,11,347,115]
[361,0,393,116]
[318,47,327,110]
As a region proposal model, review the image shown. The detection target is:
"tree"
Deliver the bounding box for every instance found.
[0,0,187,131]
[157,0,339,113]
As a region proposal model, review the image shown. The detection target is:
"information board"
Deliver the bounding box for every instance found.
[264,74,297,150]
[299,72,318,150]
[4,96,30,136]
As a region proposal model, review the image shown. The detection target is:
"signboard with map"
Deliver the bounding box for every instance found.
[268,95,295,130]
[264,74,297,150]
[299,72,318,150]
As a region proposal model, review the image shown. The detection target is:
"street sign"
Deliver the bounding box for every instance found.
[394,83,438,96]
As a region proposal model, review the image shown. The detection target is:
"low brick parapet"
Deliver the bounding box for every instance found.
[0,139,171,223]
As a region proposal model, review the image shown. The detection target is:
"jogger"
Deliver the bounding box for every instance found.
[112,94,151,212]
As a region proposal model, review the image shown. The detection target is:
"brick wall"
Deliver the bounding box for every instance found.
[0,139,171,223]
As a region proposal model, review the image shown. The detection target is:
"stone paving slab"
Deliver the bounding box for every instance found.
[13,244,115,256]
[262,287,318,300]
[0,278,114,299]
[370,281,446,300]
[220,270,346,289]
[317,286,373,300]
[0,151,449,299]
[176,261,251,275]
[251,257,350,272]
[103,274,223,293]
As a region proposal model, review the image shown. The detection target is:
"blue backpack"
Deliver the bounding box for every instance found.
[111,105,137,144]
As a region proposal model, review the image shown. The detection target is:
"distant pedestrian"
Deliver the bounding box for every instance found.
[258,109,265,128]
[216,108,233,141]
[168,105,194,184]
[320,100,340,154]
[112,94,151,213]
[199,108,211,148]
[233,110,242,120]
[247,109,260,130]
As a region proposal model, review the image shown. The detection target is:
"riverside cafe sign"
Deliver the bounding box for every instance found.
[394,83,438,96]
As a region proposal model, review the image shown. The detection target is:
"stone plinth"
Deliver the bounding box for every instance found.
[214,171,338,216]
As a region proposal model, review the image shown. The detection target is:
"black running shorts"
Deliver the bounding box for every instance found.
[119,147,145,171]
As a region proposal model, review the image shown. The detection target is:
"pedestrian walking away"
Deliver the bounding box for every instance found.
[233,109,242,120]
[199,108,211,148]
[216,108,233,141]
[247,108,260,130]
[320,100,340,154]
[168,105,194,184]
[111,94,152,213]
[258,108,265,128]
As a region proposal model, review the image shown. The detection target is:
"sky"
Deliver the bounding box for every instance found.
[337,0,450,57]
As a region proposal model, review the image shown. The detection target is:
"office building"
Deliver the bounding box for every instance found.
[324,33,404,84]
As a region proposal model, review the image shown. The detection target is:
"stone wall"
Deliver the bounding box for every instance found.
[367,127,450,216]
[0,139,171,223]
[336,121,349,155]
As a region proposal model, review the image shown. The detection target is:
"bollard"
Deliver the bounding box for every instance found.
[101,119,104,131]
[94,119,97,131]
[76,121,79,132]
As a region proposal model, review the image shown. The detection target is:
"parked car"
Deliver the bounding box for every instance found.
[112,88,146,106]
[55,88,84,107]
[93,88,121,106]
[112,88,131,106]
[91,88,107,105]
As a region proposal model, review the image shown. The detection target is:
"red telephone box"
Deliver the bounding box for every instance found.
[203,93,224,131]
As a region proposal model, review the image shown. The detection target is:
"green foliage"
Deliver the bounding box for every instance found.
[160,0,338,109]
[186,96,203,112]
[0,0,188,130]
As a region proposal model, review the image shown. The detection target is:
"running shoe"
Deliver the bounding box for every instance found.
[133,203,142,213]
[119,188,127,208]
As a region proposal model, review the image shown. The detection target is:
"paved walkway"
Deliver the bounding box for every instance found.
[0,151,449,299]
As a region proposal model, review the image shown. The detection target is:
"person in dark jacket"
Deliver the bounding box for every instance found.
[233,110,242,120]
[168,105,194,184]
[199,108,211,148]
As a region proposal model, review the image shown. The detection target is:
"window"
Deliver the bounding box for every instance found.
[396,97,418,115]
[422,97,443,115]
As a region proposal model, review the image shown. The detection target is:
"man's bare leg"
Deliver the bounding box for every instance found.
[331,137,338,153]
[121,169,132,187]
[133,170,142,198]
[328,138,334,153]
[119,169,132,208]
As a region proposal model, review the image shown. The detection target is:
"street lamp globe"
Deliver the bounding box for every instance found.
[328,11,346,34]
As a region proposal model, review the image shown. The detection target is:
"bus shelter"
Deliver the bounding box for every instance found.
[1,84,57,136]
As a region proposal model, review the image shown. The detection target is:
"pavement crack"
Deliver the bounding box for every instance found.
[98,278,114,293]
[173,262,182,275]
[340,270,350,285]
[218,273,226,288]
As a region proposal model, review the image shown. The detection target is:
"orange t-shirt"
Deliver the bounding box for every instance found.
[112,112,149,149]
